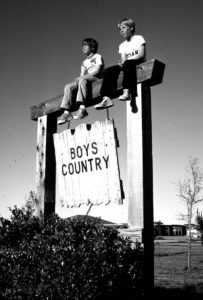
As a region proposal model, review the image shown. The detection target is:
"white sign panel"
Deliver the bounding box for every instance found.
[53,119,122,208]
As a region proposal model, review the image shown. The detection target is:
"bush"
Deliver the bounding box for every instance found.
[0,208,144,299]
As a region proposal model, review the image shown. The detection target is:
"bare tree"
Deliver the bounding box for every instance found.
[176,157,203,269]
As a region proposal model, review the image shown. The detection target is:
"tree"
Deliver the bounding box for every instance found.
[154,220,163,237]
[176,157,203,269]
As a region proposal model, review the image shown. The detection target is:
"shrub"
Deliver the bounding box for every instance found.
[0,208,144,299]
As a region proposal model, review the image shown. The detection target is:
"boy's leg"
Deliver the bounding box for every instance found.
[74,76,97,119]
[100,65,121,98]
[76,76,101,105]
[58,82,77,125]
[121,60,138,98]
[76,78,91,105]
[94,65,120,110]
[60,81,78,110]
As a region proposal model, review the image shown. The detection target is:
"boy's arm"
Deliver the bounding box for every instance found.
[74,64,88,82]
[75,65,102,81]
[118,53,127,66]
[135,44,146,61]
[86,64,102,77]
[80,64,87,76]
[76,57,103,80]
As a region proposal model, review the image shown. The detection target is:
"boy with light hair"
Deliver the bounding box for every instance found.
[95,18,146,110]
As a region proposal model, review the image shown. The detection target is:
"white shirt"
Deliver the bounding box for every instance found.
[81,53,104,78]
[118,35,146,60]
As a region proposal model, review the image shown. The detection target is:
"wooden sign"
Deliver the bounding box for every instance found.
[53,119,122,208]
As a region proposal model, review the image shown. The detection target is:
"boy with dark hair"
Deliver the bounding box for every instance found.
[58,38,104,125]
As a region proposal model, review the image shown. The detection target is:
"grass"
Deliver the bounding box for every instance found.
[154,236,203,297]
[119,230,203,297]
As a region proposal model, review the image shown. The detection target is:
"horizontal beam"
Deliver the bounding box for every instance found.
[31,59,165,120]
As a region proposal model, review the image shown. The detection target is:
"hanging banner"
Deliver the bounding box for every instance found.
[53,119,122,208]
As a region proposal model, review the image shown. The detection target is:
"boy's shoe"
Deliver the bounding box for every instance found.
[119,89,132,101]
[74,108,88,120]
[57,112,73,125]
[94,97,114,110]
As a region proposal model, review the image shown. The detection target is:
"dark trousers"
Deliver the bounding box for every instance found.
[100,60,139,98]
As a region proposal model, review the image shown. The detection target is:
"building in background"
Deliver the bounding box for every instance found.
[154,222,187,236]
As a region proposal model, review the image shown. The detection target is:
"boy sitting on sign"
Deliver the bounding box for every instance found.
[58,38,104,125]
[94,18,146,110]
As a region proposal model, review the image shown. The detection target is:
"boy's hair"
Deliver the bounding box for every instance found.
[82,38,98,53]
[118,18,136,34]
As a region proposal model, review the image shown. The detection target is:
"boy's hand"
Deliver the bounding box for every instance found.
[75,75,88,82]
[74,76,82,83]
[118,60,124,68]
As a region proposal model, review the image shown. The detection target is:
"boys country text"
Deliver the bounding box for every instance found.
[61,142,109,176]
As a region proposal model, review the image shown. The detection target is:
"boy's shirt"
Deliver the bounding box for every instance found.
[81,53,104,78]
[119,35,146,61]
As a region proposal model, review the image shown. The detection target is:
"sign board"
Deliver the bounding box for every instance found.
[53,119,122,208]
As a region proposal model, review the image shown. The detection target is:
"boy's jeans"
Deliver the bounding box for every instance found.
[61,76,99,110]
[100,60,141,99]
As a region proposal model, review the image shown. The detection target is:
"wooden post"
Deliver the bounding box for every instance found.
[127,84,143,232]
[127,84,154,292]
[36,114,57,217]
[127,84,153,230]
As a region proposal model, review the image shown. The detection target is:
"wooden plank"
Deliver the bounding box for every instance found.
[127,83,153,232]
[53,119,122,208]
[127,83,154,292]
[31,59,165,120]
[36,114,57,217]
[127,84,144,231]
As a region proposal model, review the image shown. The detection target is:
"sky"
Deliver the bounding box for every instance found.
[0,0,203,224]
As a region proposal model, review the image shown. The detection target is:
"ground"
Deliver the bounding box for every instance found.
[119,230,203,297]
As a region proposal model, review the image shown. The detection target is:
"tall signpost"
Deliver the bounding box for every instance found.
[127,84,154,291]
[31,58,165,294]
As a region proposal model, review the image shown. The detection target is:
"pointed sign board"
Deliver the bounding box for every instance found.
[53,119,122,208]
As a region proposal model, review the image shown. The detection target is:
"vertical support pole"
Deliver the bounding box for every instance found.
[36,114,57,218]
[127,84,144,233]
[127,83,154,293]
[142,85,154,294]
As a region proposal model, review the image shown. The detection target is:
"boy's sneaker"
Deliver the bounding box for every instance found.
[94,97,114,110]
[74,108,88,120]
[119,89,132,101]
[57,112,73,125]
